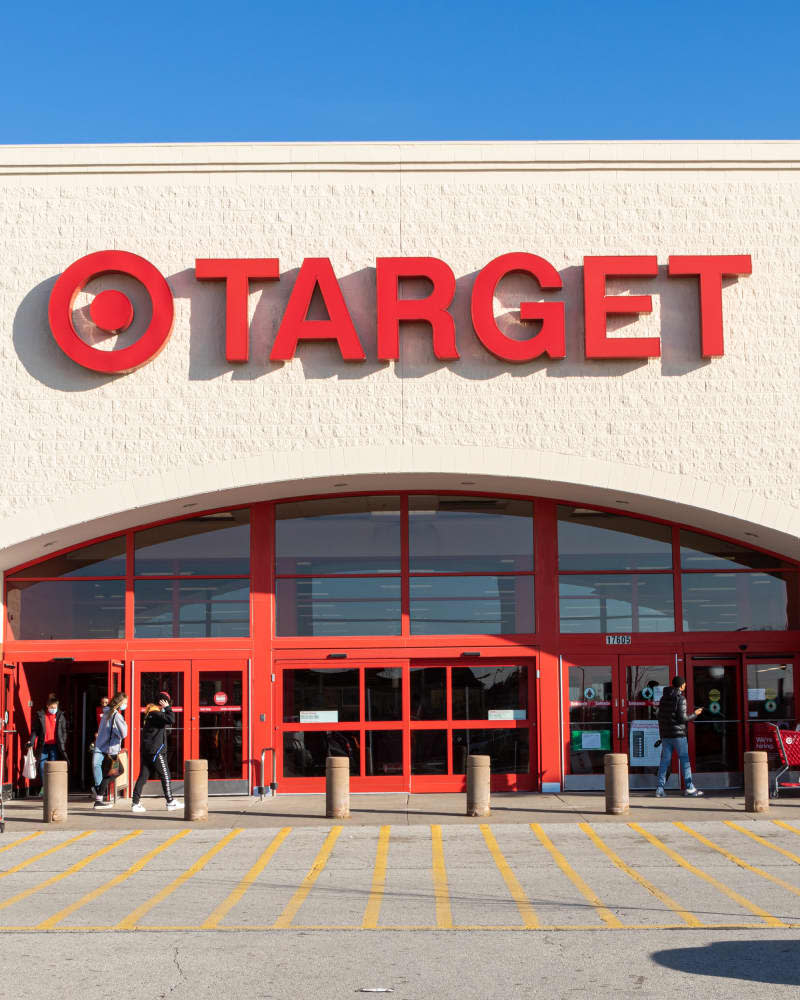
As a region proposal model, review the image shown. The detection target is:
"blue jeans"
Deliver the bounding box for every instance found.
[91,748,104,791]
[38,744,59,790]
[656,736,695,790]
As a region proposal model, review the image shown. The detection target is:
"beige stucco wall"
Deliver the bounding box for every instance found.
[0,141,798,571]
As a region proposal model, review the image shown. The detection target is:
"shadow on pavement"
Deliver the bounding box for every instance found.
[651,939,800,986]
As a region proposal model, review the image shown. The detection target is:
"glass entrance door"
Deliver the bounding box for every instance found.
[195,662,246,785]
[563,654,676,789]
[1,664,16,794]
[688,657,742,786]
[622,658,674,789]
[412,659,533,792]
[137,661,188,784]
[278,661,405,791]
[276,658,536,792]
[134,658,249,794]
[745,657,797,767]
[566,661,616,786]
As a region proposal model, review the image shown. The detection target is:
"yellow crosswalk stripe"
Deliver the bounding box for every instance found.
[273,827,342,929]
[578,823,702,927]
[725,821,800,865]
[773,820,800,839]
[362,825,391,929]
[630,822,787,928]
[0,832,141,915]
[676,822,800,905]
[203,827,291,929]
[531,824,622,928]
[481,823,539,928]
[430,825,452,930]
[38,830,190,929]
[480,825,539,928]
[116,829,242,929]
[0,832,92,878]
[0,833,43,856]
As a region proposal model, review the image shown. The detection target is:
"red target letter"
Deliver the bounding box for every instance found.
[471,253,565,361]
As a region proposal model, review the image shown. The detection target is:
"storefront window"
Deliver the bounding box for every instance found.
[682,572,798,631]
[276,577,401,637]
[451,729,529,774]
[409,496,534,635]
[558,507,672,571]
[451,665,527,720]
[559,574,674,633]
[409,497,533,573]
[275,497,401,637]
[11,536,126,578]
[6,580,126,640]
[135,510,250,576]
[411,730,447,774]
[680,531,788,571]
[134,580,250,638]
[282,668,360,723]
[276,496,401,575]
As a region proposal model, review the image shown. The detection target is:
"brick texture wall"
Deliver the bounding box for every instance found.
[0,142,798,559]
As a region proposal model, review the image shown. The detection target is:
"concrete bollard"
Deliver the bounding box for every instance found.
[184,759,208,821]
[604,753,629,815]
[744,750,769,813]
[326,756,350,819]
[43,760,68,823]
[466,755,491,817]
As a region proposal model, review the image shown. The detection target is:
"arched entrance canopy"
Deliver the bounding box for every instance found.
[2,445,798,574]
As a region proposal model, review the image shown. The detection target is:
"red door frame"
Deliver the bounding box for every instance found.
[741,652,799,755]
[276,658,407,793]
[561,650,679,778]
[274,652,538,792]
[131,657,250,788]
[1,662,17,793]
[685,653,743,778]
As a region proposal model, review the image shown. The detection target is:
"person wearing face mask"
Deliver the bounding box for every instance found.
[131,692,182,812]
[93,691,129,809]
[27,694,68,797]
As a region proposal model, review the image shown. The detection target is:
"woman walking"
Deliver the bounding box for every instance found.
[131,692,182,812]
[94,692,128,809]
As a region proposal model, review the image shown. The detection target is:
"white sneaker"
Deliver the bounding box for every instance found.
[166,799,182,811]
[131,802,146,813]
[93,800,113,810]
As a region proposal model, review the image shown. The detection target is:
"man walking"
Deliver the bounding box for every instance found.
[656,675,704,797]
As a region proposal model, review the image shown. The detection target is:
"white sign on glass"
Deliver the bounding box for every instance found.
[581,732,603,750]
[488,710,526,721]
[300,710,339,723]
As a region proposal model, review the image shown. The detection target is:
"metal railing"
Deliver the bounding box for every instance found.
[257,747,277,800]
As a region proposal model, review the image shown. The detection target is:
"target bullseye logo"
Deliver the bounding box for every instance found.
[48,250,174,373]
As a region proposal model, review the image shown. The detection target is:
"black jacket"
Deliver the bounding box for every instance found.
[30,709,68,757]
[657,687,694,739]
[140,706,175,760]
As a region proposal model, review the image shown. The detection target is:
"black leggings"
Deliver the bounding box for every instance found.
[132,750,174,804]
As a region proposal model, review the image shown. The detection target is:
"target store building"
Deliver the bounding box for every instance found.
[0,141,798,797]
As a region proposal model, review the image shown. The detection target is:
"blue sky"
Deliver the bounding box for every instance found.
[2,0,798,143]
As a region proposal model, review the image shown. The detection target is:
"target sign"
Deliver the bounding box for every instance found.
[49,250,174,373]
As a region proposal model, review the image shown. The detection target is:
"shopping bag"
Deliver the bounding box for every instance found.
[22,747,37,780]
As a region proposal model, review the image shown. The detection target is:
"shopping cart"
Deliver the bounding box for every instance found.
[768,723,800,799]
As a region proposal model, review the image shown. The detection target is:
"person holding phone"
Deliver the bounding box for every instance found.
[655,675,704,797]
[131,692,182,812]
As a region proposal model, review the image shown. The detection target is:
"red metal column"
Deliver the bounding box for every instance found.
[534,500,562,791]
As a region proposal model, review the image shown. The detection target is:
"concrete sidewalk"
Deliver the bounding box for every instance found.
[4,790,800,829]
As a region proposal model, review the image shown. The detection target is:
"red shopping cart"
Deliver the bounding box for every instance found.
[768,724,800,799]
